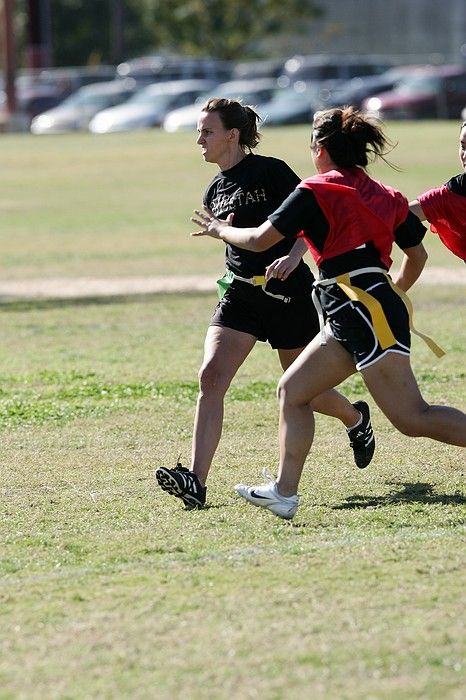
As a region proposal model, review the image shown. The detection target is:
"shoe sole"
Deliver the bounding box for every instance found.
[156,469,204,510]
[353,436,375,469]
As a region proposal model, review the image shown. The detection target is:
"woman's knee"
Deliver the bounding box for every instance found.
[389,408,428,437]
[277,376,305,408]
[198,360,231,396]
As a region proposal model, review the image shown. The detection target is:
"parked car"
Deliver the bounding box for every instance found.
[31,65,117,96]
[5,66,118,123]
[0,67,117,130]
[30,79,138,134]
[231,59,286,81]
[311,65,425,111]
[163,79,278,132]
[88,79,219,133]
[116,54,231,86]
[278,54,392,89]
[260,84,319,126]
[362,65,466,119]
[0,82,63,130]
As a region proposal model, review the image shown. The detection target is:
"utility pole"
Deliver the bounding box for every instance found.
[26,0,52,68]
[1,0,16,121]
[110,0,125,65]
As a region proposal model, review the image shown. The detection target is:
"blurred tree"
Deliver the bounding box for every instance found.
[142,0,323,60]
[49,0,108,65]
[48,0,153,66]
[13,0,322,68]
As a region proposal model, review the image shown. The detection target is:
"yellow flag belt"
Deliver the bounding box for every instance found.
[315,267,445,358]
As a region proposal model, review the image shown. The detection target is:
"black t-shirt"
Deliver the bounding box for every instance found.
[203,153,301,277]
[446,173,466,196]
[269,188,426,276]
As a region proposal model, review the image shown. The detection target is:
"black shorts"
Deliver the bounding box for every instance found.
[210,268,319,350]
[317,272,411,370]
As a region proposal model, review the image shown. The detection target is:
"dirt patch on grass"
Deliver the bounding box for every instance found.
[0,267,463,301]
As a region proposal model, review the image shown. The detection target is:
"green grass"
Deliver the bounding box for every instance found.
[0,125,465,699]
[0,286,465,700]
[0,123,464,279]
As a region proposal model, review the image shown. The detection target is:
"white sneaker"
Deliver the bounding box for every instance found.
[234,469,299,520]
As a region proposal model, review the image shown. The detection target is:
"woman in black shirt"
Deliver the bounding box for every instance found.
[155,99,376,510]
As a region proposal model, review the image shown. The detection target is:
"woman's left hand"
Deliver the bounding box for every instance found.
[265,255,298,282]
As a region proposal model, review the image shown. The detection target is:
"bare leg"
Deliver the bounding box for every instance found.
[193,333,362,488]
[278,347,360,428]
[276,335,357,496]
[361,353,466,446]
[191,326,257,485]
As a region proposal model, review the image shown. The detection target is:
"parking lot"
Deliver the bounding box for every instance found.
[4,53,466,135]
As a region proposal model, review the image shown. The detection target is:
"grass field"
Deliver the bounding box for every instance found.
[1,122,465,279]
[0,124,465,699]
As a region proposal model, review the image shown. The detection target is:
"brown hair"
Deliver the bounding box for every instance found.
[312,106,396,169]
[202,97,262,151]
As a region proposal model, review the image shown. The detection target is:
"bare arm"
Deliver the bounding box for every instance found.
[265,237,308,281]
[394,242,428,291]
[191,208,284,251]
[409,199,427,222]
[289,236,308,260]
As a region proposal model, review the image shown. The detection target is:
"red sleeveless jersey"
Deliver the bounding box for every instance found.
[418,185,466,261]
[297,168,409,269]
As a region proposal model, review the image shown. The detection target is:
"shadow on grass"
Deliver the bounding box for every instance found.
[332,481,466,510]
[0,290,212,313]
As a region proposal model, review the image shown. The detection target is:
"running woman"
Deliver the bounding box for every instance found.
[409,121,466,262]
[155,99,376,511]
[192,106,466,520]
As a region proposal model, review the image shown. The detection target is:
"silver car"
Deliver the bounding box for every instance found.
[30,79,138,134]
[163,79,279,132]
[88,79,219,133]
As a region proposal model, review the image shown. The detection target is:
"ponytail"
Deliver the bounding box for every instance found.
[312,106,397,169]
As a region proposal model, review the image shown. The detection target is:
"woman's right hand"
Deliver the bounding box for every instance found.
[191,208,234,239]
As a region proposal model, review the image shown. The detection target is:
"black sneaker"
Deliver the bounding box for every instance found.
[347,400,375,469]
[155,464,206,510]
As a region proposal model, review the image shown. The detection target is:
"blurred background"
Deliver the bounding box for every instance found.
[2,0,466,135]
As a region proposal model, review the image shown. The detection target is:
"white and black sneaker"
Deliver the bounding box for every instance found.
[347,400,375,469]
[235,469,299,520]
[155,464,206,510]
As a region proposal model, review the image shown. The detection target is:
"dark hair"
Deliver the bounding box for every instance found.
[312,106,396,169]
[202,97,262,151]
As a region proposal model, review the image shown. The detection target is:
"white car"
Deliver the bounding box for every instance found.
[30,80,138,134]
[88,79,219,133]
[163,79,278,132]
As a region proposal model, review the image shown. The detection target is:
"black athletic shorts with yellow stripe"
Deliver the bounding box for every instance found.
[316,271,411,370]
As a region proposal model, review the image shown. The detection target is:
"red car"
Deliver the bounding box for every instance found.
[362,65,466,119]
